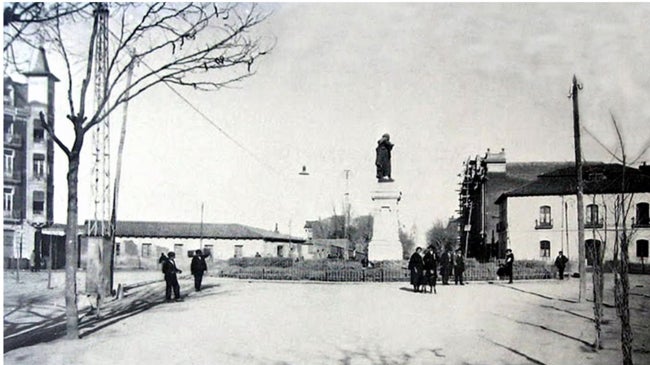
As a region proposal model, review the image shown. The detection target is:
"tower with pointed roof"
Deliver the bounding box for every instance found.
[3,47,58,269]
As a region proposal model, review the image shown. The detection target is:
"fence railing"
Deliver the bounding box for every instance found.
[216,263,555,282]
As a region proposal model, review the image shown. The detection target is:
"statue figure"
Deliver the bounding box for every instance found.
[375,133,394,182]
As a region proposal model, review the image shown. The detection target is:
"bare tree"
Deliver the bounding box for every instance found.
[5,2,271,339]
[426,220,458,254]
[584,114,646,364]
[3,2,92,69]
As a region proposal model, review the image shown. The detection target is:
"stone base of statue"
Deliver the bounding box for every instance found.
[368,182,402,262]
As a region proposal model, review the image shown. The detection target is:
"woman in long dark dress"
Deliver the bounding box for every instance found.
[422,246,438,294]
[408,247,424,293]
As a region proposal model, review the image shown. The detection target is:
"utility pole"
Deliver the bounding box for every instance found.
[343,169,351,239]
[199,202,204,250]
[570,75,586,302]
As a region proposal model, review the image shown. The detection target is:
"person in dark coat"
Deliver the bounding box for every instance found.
[162,251,183,302]
[440,249,452,285]
[408,247,424,293]
[453,249,465,285]
[191,249,209,291]
[375,133,394,181]
[554,251,569,280]
[504,249,514,284]
[422,246,438,294]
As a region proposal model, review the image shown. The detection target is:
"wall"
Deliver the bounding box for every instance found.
[505,192,650,266]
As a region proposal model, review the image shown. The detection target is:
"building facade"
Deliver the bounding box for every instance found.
[3,48,57,269]
[457,148,574,261]
[496,163,650,267]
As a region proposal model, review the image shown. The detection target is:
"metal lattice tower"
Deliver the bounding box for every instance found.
[89,3,111,237]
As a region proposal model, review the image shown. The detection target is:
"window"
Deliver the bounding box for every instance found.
[586,204,600,226]
[33,154,45,179]
[536,205,552,229]
[637,240,649,259]
[4,120,14,135]
[636,203,649,226]
[234,245,243,258]
[173,244,183,256]
[585,239,602,266]
[115,243,121,256]
[539,206,551,224]
[141,243,152,257]
[4,187,14,213]
[32,190,45,215]
[33,120,44,142]
[540,240,551,258]
[4,149,14,175]
[203,244,213,259]
[277,245,284,257]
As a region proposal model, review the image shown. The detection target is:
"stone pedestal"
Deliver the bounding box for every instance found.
[368,182,402,262]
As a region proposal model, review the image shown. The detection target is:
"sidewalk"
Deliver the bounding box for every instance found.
[4,273,650,364]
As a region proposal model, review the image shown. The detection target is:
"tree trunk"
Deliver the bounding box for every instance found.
[591,239,604,350]
[64,152,80,339]
[619,230,633,365]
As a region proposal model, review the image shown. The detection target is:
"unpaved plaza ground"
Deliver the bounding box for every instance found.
[4,271,650,365]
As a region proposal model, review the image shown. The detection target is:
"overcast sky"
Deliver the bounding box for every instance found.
[32,3,650,244]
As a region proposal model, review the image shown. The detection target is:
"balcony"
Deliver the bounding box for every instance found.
[585,218,604,229]
[4,133,22,147]
[535,219,553,230]
[3,170,21,183]
[3,210,21,222]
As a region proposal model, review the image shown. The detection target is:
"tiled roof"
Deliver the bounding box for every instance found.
[23,47,59,81]
[44,221,305,242]
[114,221,305,242]
[496,163,650,203]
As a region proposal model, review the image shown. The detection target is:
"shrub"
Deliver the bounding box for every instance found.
[227,257,294,268]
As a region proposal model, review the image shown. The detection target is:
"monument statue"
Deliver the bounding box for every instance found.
[375,133,394,182]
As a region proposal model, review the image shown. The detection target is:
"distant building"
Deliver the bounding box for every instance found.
[3,48,58,269]
[105,221,305,268]
[458,148,577,261]
[306,238,350,260]
[496,163,650,265]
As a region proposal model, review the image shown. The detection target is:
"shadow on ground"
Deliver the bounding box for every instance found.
[3,280,220,353]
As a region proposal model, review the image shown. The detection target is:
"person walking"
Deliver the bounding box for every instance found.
[504,249,515,284]
[422,246,438,294]
[453,249,465,285]
[554,251,569,280]
[408,247,424,293]
[162,251,183,302]
[191,249,208,291]
[440,249,452,285]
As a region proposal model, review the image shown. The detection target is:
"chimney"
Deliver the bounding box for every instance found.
[484,148,506,173]
[639,162,650,176]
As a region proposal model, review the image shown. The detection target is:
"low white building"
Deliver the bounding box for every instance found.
[496,163,650,267]
[113,221,307,267]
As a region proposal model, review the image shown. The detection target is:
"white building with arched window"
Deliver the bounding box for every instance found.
[496,163,650,268]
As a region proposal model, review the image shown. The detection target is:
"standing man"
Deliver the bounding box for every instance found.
[505,249,515,284]
[440,249,452,285]
[375,133,394,182]
[554,251,569,280]
[191,249,208,291]
[163,251,183,302]
[453,249,465,285]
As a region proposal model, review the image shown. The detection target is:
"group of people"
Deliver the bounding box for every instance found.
[158,249,209,302]
[410,247,519,291]
[407,246,467,293]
